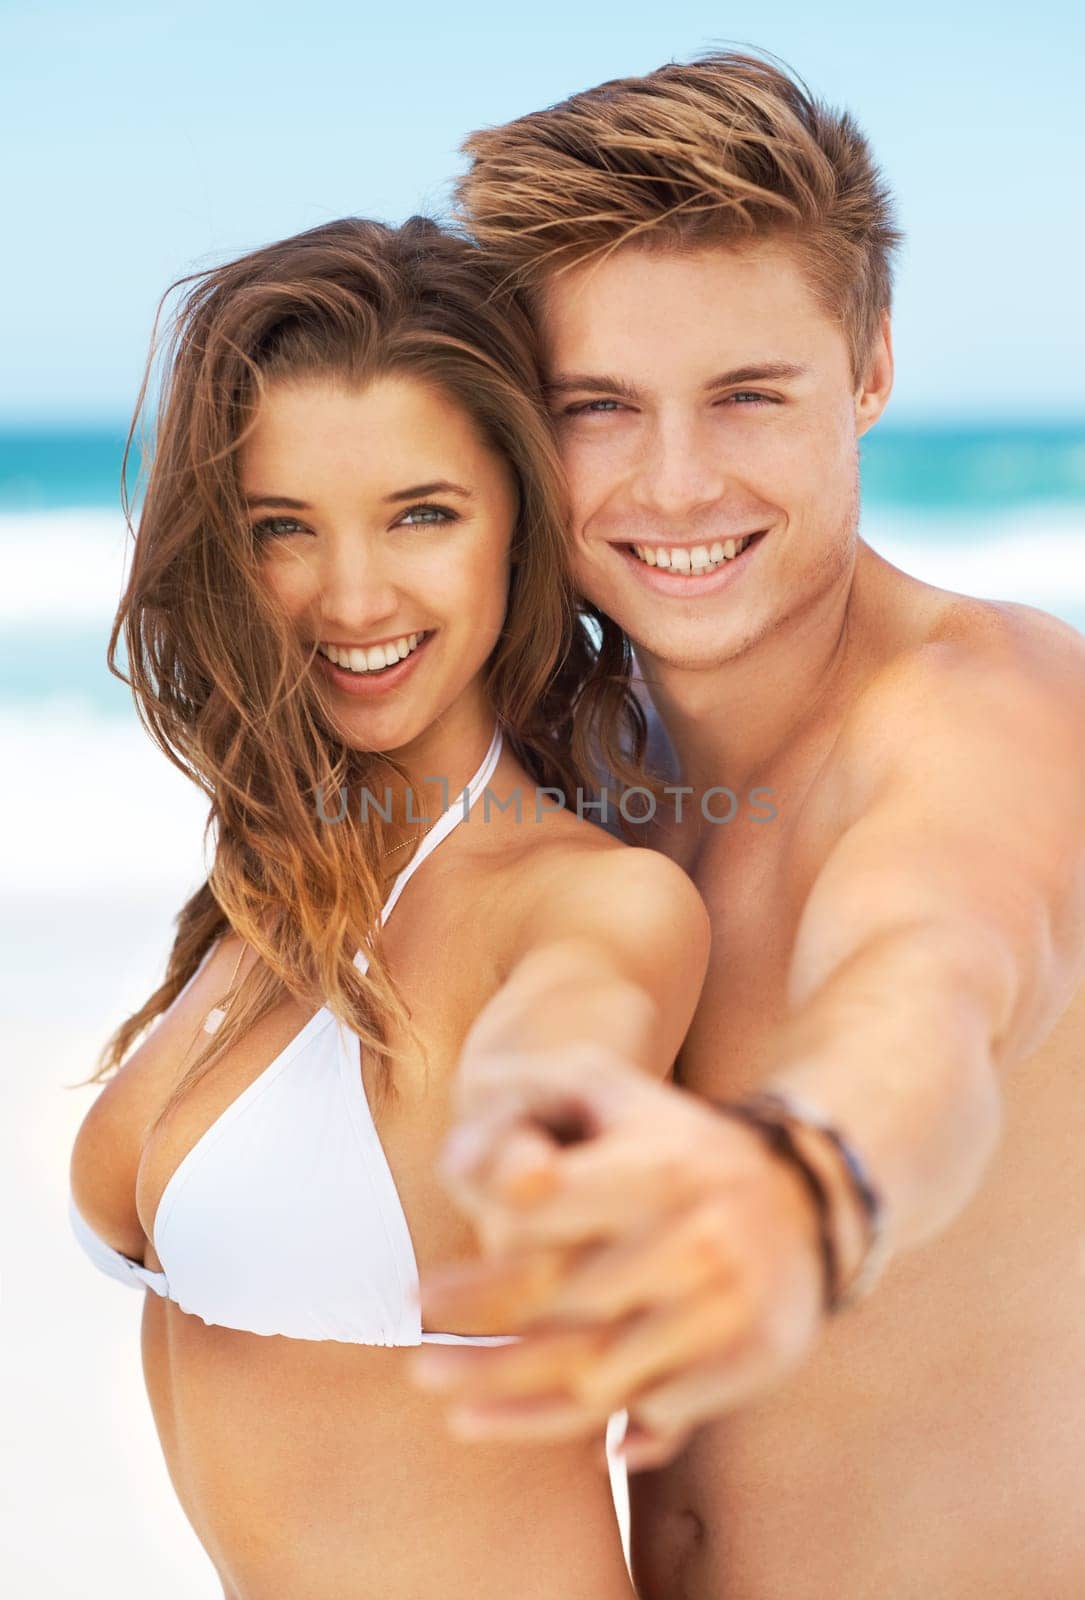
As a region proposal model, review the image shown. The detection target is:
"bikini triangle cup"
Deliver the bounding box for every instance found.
[70,721,520,1345]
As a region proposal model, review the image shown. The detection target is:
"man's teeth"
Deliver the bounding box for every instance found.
[318,633,424,673]
[631,536,752,574]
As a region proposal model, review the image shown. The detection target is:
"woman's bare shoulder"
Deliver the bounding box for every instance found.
[478,796,707,962]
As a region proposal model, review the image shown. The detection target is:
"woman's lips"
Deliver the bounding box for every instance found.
[314,631,433,697]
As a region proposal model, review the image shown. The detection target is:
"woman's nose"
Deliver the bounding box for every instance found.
[315,535,400,635]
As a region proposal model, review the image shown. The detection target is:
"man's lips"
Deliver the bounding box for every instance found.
[611,531,767,557]
[609,530,768,593]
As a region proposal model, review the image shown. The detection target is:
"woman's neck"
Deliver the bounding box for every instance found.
[361,691,499,842]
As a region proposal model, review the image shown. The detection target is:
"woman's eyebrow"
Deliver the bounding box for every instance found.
[244,494,311,509]
[243,483,476,509]
[384,480,475,503]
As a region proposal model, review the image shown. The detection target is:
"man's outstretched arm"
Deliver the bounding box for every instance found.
[759,629,1085,1274]
[408,626,1085,1466]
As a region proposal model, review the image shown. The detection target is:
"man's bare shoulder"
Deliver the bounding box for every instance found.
[883,595,1083,710]
[830,597,1085,809]
[931,592,1085,665]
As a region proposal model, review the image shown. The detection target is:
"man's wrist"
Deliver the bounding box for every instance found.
[709,1095,840,1313]
[710,1087,891,1313]
[776,1105,881,1304]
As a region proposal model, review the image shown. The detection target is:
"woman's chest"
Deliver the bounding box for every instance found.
[72,891,506,1281]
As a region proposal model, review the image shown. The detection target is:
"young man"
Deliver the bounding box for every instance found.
[407,52,1085,1599]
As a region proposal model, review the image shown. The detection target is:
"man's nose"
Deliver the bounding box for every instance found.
[629,414,727,523]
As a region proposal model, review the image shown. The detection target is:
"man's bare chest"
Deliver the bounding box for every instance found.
[669,799,830,1101]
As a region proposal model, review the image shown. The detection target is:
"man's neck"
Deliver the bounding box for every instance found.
[638,556,868,797]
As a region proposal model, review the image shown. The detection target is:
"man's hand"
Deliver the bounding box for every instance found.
[407,1050,826,1471]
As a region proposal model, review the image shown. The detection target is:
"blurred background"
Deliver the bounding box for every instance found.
[2,2,1082,1594]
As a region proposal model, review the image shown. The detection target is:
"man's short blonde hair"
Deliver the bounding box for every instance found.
[455,49,903,384]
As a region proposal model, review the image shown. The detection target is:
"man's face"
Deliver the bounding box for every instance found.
[538,241,891,673]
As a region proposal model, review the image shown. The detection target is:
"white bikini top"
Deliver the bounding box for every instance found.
[69,723,519,1348]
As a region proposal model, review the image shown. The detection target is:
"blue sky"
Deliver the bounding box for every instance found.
[4,0,1082,425]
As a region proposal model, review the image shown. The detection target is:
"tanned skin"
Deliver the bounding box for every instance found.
[409,242,1085,1600]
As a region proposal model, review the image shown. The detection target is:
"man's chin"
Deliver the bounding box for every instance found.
[645,649,746,676]
[628,627,754,677]
[577,571,764,674]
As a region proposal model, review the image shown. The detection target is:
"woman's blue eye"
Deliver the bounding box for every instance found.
[397,504,457,527]
[252,516,306,538]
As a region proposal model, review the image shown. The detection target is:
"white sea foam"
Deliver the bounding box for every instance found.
[863,503,1085,616]
[3,504,1084,630]
[0,508,133,624]
[0,703,211,896]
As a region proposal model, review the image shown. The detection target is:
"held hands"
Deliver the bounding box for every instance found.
[407,1049,828,1471]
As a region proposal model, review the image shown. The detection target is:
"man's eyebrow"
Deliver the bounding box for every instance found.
[544,363,809,401]
[543,375,642,402]
[383,480,475,503]
[704,362,810,390]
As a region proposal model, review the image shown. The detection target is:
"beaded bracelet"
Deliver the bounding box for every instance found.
[709,1088,890,1315]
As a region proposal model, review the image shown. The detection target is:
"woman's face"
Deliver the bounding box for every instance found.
[239,373,518,754]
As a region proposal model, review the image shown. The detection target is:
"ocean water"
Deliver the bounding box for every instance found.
[2,422,1083,898]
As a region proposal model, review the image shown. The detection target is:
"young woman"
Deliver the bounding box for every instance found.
[67,216,710,1600]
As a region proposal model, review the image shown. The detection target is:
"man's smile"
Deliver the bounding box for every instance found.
[630,534,757,574]
[605,530,768,594]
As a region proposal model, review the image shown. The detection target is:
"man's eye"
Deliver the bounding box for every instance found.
[724,392,774,406]
[397,504,458,527]
[563,399,625,416]
[251,516,307,538]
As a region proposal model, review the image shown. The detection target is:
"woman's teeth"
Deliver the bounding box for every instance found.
[631,537,752,574]
[318,633,424,674]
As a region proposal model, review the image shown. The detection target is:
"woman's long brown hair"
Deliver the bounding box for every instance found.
[80,215,654,1123]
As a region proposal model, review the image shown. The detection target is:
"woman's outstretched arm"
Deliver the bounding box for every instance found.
[440,844,710,1230]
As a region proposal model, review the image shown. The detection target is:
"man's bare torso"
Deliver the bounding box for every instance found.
[633,546,1085,1599]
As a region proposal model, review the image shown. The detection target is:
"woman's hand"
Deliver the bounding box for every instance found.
[407,1050,827,1470]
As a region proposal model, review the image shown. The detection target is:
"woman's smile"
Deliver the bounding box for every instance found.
[314,629,435,696]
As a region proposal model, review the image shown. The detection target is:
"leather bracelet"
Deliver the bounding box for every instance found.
[709,1089,890,1314]
[756,1089,890,1310]
[710,1097,840,1314]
